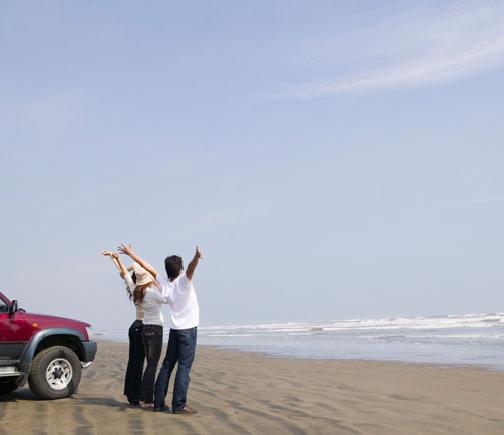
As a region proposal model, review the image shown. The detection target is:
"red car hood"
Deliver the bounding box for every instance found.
[22,312,91,330]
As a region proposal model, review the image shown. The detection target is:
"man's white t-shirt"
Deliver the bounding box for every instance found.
[157,273,199,330]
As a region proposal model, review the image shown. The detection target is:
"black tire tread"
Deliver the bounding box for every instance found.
[28,345,81,400]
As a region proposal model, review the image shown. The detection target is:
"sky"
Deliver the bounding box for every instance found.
[1,0,504,331]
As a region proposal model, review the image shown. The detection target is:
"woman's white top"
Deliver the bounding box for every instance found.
[124,273,170,326]
[134,302,144,321]
[123,274,144,321]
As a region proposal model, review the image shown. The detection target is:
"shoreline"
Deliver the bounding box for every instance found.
[2,341,504,434]
[95,338,504,373]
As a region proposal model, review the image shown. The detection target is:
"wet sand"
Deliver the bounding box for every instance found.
[1,341,504,434]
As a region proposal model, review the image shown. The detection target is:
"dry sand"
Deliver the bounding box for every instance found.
[1,341,504,434]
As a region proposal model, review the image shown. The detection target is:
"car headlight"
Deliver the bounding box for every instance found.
[85,326,93,340]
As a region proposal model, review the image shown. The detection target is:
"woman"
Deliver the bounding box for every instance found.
[102,251,145,406]
[103,249,170,407]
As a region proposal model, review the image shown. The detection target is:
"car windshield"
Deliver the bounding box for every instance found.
[0,298,7,312]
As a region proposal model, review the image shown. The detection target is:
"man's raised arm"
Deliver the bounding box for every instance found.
[186,246,203,281]
[118,243,159,279]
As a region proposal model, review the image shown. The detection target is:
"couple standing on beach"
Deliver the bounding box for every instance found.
[102,244,202,414]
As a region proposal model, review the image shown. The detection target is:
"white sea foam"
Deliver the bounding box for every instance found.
[198,313,504,336]
[93,312,504,368]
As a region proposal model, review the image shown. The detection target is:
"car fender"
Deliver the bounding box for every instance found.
[17,328,85,386]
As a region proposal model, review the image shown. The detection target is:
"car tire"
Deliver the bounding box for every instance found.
[0,378,18,394]
[28,346,82,400]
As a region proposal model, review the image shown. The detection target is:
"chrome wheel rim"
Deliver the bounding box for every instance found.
[45,358,73,391]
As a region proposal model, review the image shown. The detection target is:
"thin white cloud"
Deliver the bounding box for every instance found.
[271,1,504,99]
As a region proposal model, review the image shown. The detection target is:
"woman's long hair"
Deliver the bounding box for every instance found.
[129,271,160,304]
[126,272,136,300]
[133,283,151,305]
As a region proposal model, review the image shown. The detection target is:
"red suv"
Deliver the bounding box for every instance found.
[0,290,97,399]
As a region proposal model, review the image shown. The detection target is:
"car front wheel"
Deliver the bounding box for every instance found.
[28,346,82,400]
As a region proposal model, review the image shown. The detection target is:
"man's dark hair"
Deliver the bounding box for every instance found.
[164,255,184,281]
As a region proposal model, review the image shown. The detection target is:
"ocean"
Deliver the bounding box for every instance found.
[94,312,504,370]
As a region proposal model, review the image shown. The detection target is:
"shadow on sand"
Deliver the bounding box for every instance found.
[0,388,129,411]
[70,396,130,410]
[0,387,39,402]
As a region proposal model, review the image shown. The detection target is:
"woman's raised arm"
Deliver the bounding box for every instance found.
[118,244,158,279]
[102,250,129,277]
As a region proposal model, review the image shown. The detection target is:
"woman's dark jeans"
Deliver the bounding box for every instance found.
[124,320,145,403]
[140,324,163,403]
[154,327,197,410]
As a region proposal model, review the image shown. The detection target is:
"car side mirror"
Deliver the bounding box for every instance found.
[8,300,18,317]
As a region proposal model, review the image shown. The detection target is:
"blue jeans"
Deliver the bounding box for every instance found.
[154,327,197,410]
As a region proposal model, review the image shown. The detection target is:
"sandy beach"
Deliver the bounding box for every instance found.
[1,341,504,435]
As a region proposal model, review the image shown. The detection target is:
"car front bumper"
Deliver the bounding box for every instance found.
[82,341,97,363]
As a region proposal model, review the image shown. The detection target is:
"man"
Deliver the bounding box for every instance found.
[119,244,202,414]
